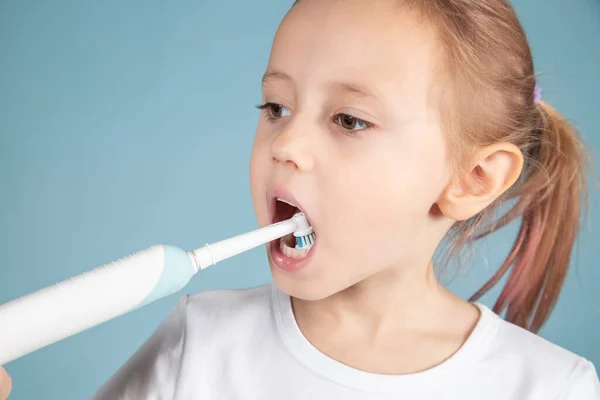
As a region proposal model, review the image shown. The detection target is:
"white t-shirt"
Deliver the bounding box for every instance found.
[92,284,600,399]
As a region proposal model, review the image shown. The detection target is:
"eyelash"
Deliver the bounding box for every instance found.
[255,102,374,133]
[255,103,285,123]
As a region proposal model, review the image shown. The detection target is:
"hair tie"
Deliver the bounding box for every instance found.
[533,84,542,105]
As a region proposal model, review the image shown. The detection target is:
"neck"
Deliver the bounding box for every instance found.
[289,259,481,375]
[293,261,464,334]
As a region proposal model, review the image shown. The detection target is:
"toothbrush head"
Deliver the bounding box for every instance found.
[292,213,315,249]
[295,232,316,249]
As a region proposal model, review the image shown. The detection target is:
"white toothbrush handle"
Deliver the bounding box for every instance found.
[0,245,196,365]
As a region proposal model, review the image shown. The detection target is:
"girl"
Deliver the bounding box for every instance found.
[2,0,599,398]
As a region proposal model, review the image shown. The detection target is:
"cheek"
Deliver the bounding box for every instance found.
[249,134,271,225]
[322,131,449,261]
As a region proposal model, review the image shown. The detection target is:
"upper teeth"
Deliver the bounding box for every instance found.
[277,197,298,208]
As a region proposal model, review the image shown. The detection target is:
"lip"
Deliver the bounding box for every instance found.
[269,238,317,273]
[266,187,317,273]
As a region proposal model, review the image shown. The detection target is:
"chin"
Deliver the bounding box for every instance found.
[269,266,325,301]
[268,260,350,302]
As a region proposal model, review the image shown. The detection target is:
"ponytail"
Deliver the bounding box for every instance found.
[470,102,589,333]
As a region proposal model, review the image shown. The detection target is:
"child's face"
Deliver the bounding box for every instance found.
[250,0,451,299]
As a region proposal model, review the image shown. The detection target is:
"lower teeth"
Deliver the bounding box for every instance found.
[280,235,310,259]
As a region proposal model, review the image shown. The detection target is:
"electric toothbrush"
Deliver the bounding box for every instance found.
[0,213,314,365]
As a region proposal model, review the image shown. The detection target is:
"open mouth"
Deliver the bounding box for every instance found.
[273,197,301,224]
[272,197,316,261]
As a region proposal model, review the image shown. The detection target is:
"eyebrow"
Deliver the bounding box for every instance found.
[262,69,383,103]
[262,69,293,86]
[330,81,380,101]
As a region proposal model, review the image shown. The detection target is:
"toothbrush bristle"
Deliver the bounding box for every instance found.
[296,233,316,249]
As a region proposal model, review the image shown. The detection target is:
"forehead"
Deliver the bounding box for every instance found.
[268,0,439,102]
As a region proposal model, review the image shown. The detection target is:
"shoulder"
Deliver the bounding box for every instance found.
[482,308,600,399]
[176,283,275,335]
[184,283,273,316]
[493,316,581,366]
[92,284,276,400]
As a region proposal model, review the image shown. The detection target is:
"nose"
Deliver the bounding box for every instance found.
[270,118,316,171]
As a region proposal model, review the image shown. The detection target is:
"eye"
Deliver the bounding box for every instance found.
[334,114,373,132]
[256,102,292,120]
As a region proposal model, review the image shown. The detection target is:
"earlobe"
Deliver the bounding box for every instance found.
[437,143,524,221]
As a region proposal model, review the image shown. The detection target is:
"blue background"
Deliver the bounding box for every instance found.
[1,1,598,398]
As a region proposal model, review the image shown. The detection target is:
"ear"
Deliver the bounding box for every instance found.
[437,143,524,221]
